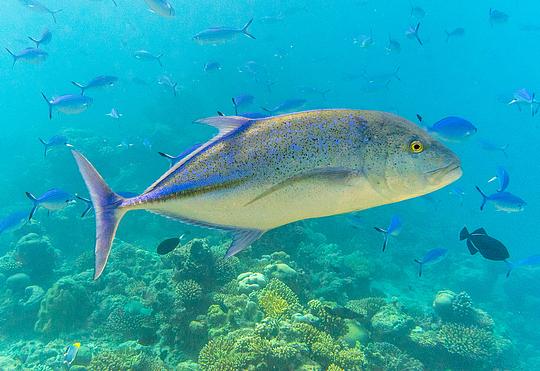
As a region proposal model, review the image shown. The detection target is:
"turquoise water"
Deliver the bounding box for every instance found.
[0,1,539,369]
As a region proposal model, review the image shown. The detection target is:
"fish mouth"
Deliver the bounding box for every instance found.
[425,162,462,184]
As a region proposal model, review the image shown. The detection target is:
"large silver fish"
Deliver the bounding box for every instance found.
[71,109,462,279]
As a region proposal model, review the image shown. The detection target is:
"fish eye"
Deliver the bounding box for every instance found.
[409,140,424,154]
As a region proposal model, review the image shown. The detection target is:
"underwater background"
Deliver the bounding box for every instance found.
[1,0,539,369]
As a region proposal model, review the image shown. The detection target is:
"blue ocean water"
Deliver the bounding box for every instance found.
[0,0,539,369]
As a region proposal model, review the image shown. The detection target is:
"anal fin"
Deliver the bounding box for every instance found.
[466,240,479,255]
[226,229,264,257]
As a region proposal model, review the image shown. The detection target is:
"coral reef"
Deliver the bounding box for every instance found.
[34,277,92,335]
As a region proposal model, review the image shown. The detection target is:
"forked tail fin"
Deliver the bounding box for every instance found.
[241,18,256,39]
[71,150,129,279]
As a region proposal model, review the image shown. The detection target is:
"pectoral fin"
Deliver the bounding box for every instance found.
[244,167,359,207]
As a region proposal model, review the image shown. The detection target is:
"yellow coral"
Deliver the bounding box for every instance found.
[327,364,345,371]
[258,290,289,318]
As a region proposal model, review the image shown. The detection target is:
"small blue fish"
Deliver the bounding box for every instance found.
[158,143,202,168]
[41,93,93,120]
[232,94,255,114]
[374,215,402,252]
[414,248,448,277]
[475,186,526,213]
[28,28,52,48]
[193,19,255,44]
[506,255,540,277]
[134,50,163,67]
[0,210,27,235]
[427,116,477,142]
[445,27,465,42]
[263,99,306,114]
[405,23,423,45]
[488,166,509,192]
[5,47,48,68]
[25,188,73,220]
[63,342,81,366]
[38,135,69,157]
[489,8,509,26]
[477,139,508,157]
[71,75,118,95]
[204,61,222,72]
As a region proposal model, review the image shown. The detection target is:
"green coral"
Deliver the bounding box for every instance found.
[365,342,423,370]
[176,279,203,305]
[258,278,299,318]
[198,337,249,371]
[88,348,164,371]
[0,254,23,276]
[437,323,496,362]
[371,305,414,339]
[346,297,386,319]
[308,299,346,336]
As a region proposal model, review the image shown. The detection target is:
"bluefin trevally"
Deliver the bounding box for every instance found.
[71,109,461,279]
[41,93,93,120]
[386,35,401,54]
[71,75,118,95]
[5,47,48,68]
[158,75,178,96]
[445,27,465,42]
[106,108,123,119]
[204,61,222,72]
[193,19,256,44]
[353,30,374,48]
[39,135,69,157]
[460,227,510,261]
[475,186,526,213]
[134,50,163,67]
[144,0,175,18]
[508,88,538,116]
[487,166,509,192]
[263,99,307,114]
[0,210,28,235]
[405,23,423,45]
[414,248,448,277]
[506,255,540,277]
[232,94,255,114]
[25,188,73,220]
[28,28,52,48]
[410,4,426,19]
[19,0,62,23]
[427,116,477,142]
[374,215,402,252]
[158,143,202,169]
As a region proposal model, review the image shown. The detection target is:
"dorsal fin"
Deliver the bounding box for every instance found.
[472,227,487,235]
[143,116,251,193]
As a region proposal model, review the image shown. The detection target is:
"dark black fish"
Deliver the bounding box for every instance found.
[323,305,364,320]
[156,237,181,255]
[459,227,510,261]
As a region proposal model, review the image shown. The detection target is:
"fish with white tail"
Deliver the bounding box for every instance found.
[71,109,461,279]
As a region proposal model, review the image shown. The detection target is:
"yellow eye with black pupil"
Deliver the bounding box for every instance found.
[410,140,424,153]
